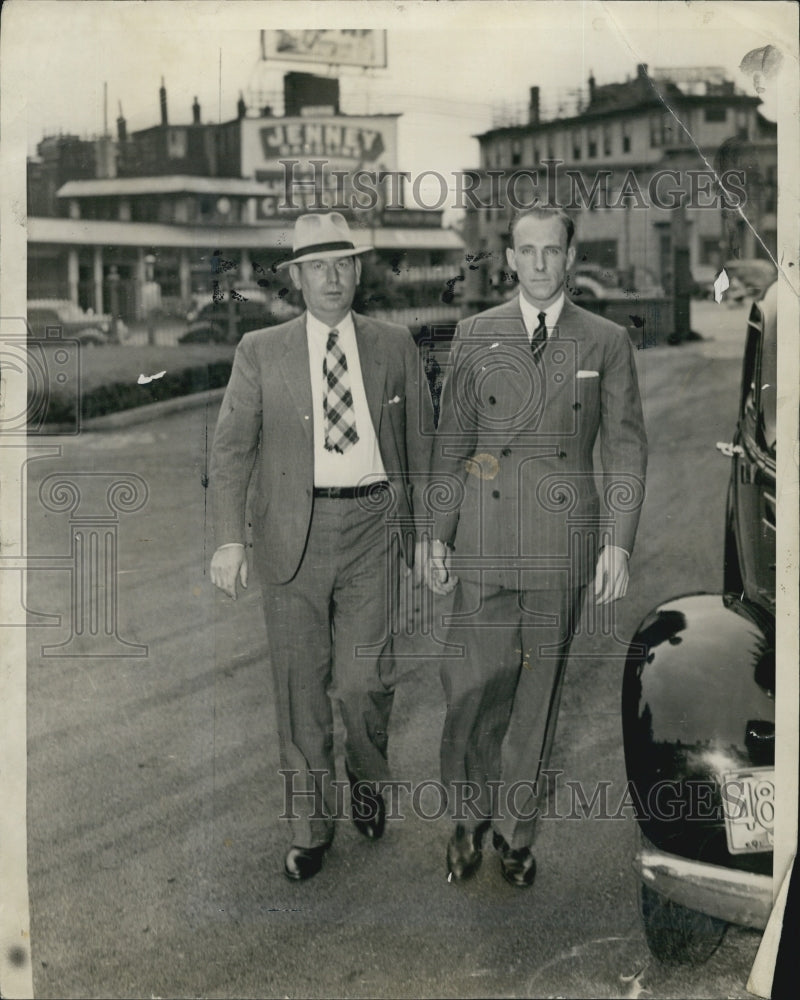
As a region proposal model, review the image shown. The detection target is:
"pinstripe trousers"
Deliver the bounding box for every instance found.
[440,579,585,850]
[256,496,398,849]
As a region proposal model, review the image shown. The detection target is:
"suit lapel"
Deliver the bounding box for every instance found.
[276,314,313,440]
[353,313,387,435]
[538,298,595,403]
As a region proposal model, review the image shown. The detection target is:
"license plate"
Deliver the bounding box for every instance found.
[720,767,775,854]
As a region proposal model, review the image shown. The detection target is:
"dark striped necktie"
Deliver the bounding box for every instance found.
[323,328,359,454]
[531,311,547,358]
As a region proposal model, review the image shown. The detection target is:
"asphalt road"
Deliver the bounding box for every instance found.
[24,300,767,999]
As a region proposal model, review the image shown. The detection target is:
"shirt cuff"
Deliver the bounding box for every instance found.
[600,543,630,559]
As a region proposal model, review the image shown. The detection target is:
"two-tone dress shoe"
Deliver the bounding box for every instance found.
[446,821,491,880]
[493,831,537,888]
[346,764,386,840]
[284,843,329,881]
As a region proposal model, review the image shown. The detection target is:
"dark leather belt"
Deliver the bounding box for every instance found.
[313,482,389,500]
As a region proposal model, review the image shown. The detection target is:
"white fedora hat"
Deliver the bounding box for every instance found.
[276,212,373,269]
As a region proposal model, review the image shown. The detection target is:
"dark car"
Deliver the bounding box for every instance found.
[179,294,301,344]
[622,283,776,965]
[27,299,124,345]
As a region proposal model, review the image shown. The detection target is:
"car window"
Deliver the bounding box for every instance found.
[29,309,59,324]
[743,294,777,458]
[759,304,777,455]
[740,311,761,436]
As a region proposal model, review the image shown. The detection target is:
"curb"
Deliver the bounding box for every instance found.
[40,387,227,434]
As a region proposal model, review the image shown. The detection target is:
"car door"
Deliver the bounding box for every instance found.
[728,291,777,610]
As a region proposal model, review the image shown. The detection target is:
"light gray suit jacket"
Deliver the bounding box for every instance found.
[431,295,648,590]
[210,311,434,584]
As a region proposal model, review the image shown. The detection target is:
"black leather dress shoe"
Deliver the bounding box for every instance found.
[493,831,536,888]
[346,764,386,840]
[284,843,329,881]
[447,821,490,880]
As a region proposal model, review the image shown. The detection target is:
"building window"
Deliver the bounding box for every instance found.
[603,126,612,156]
[699,236,721,266]
[532,145,540,164]
[572,130,582,160]
[577,240,618,269]
[167,128,188,159]
[649,114,664,147]
[704,105,727,123]
[735,108,749,138]
[622,123,631,153]
[511,139,522,166]
[587,127,597,158]
[765,164,777,213]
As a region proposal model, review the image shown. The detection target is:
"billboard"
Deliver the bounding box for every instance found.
[260,29,387,69]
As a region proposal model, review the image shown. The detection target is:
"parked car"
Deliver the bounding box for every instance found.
[180,294,301,344]
[622,282,776,965]
[568,263,664,300]
[696,259,777,302]
[27,299,126,345]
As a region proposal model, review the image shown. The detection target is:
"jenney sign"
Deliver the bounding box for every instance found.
[241,115,398,176]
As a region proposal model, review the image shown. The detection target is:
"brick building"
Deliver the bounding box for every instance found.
[27,76,464,325]
[462,63,776,302]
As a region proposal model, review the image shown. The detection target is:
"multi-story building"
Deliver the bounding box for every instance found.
[27,75,464,326]
[462,63,777,302]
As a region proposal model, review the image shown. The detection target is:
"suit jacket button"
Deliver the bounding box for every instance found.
[559,451,567,459]
[488,395,496,405]
[573,402,581,410]
[492,490,500,499]
[501,448,511,457]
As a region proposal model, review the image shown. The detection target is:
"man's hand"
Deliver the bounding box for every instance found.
[593,545,629,604]
[425,538,459,596]
[210,543,248,600]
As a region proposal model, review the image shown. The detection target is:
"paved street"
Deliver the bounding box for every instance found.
[23,300,767,998]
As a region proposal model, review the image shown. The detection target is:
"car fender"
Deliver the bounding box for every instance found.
[622,592,774,872]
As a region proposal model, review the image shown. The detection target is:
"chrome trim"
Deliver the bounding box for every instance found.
[634,848,773,930]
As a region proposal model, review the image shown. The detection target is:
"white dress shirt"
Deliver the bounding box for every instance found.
[306,310,387,488]
[518,291,565,343]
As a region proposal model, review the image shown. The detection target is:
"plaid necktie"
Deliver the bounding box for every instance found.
[323,328,359,453]
[531,311,548,359]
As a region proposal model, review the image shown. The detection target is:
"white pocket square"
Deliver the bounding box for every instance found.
[576,370,599,379]
[387,395,402,404]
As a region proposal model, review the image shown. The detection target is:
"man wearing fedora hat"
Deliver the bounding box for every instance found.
[209,212,434,881]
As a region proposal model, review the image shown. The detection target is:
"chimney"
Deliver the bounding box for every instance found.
[528,86,540,125]
[192,97,201,124]
[159,77,168,125]
[237,92,247,119]
[588,72,596,102]
[116,101,127,142]
[636,63,649,80]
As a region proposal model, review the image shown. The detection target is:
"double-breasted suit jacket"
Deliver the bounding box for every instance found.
[432,295,648,590]
[210,311,433,583]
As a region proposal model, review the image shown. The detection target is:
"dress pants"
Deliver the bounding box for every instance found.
[440,578,584,850]
[257,496,398,849]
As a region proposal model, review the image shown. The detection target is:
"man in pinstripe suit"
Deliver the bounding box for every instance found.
[425,206,647,887]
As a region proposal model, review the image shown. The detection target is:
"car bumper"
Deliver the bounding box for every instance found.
[635,846,773,930]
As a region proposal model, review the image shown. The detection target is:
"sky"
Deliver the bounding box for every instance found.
[7,0,791,189]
